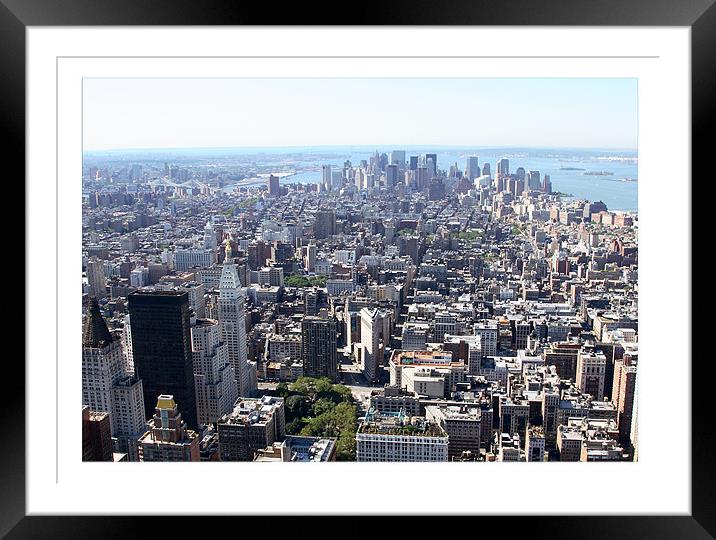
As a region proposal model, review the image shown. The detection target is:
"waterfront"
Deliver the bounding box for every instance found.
[216,146,638,211]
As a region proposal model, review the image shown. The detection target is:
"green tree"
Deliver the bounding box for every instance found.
[284,394,310,421]
[285,418,306,435]
[275,382,290,398]
[311,398,335,417]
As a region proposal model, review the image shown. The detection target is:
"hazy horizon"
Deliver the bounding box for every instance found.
[83,78,638,152]
[83,143,638,156]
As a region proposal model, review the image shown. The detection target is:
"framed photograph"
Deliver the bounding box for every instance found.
[10,0,710,536]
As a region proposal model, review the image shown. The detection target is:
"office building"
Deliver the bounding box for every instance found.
[219,264,255,397]
[128,290,198,429]
[425,404,481,460]
[356,410,448,462]
[191,318,238,426]
[360,307,390,384]
[83,297,146,459]
[86,258,107,299]
[138,395,200,461]
[268,174,280,197]
[82,406,113,461]
[301,311,338,380]
[314,209,336,239]
[576,349,607,400]
[217,396,286,461]
[466,156,479,180]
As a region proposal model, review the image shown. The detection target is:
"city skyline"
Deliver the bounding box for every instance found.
[83,78,638,151]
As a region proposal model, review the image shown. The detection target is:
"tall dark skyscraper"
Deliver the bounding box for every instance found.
[301,312,338,381]
[409,155,419,171]
[128,290,198,429]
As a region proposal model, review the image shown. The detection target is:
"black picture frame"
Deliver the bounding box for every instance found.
[6,0,710,536]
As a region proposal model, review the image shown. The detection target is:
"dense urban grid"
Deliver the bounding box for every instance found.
[82,149,638,463]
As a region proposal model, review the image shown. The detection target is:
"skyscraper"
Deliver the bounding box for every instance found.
[128,290,198,429]
[360,307,390,384]
[82,406,113,461]
[385,164,399,189]
[82,297,123,423]
[219,264,255,397]
[314,209,336,239]
[301,312,338,380]
[304,241,317,272]
[86,258,107,299]
[390,150,406,167]
[497,158,510,177]
[191,318,238,425]
[322,165,332,192]
[425,153,437,173]
[466,156,479,181]
[527,170,541,191]
[83,297,146,459]
[268,174,280,197]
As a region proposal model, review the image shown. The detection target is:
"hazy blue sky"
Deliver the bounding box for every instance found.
[83,78,637,151]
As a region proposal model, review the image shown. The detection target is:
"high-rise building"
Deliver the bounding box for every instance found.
[612,356,637,449]
[128,290,198,429]
[385,164,399,188]
[191,318,238,426]
[576,349,607,400]
[425,404,481,460]
[217,396,286,461]
[82,406,113,461]
[138,395,200,461]
[466,156,479,181]
[301,311,338,380]
[527,170,541,191]
[497,158,509,177]
[268,174,280,197]
[542,389,560,448]
[360,307,390,384]
[110,375,147,460]
[390,150,406,167]
[83,297,146,459]
[409,155,419,171]
[304,241,317,272]
[82,298,124,427]
[321,165,332,192]
[219,264,255,397]
[474,321,498,357]
[86,258,107,299]
[314,209,336,239]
